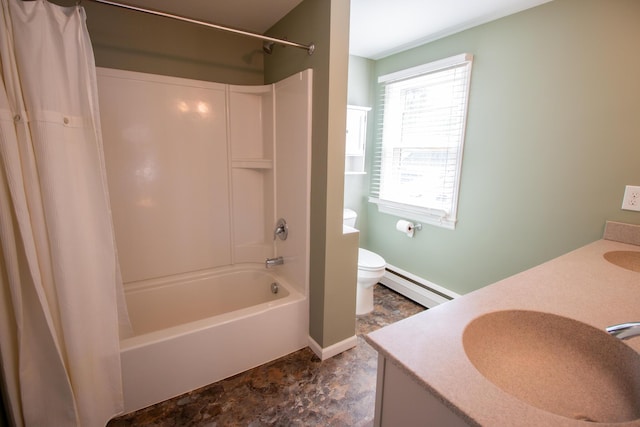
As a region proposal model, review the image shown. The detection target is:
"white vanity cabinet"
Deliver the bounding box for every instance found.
[345,105,370,174]
[374,355,470,427]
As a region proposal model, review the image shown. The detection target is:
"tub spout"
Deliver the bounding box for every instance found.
[606,322,640,340]
[265,256,284,268]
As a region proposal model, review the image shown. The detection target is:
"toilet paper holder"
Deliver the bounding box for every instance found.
[411,223,423,231]
[396,219,423,237]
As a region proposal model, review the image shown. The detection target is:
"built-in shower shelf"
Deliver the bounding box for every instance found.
[232,159,273,169]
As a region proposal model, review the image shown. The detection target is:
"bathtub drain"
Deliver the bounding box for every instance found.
[271,282,279,294]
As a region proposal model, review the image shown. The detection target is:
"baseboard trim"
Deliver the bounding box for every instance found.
[380,264,460,308]
[308,335,358,361]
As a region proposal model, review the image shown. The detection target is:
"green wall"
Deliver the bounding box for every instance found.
[265,0,356,348]
[55,0,264,84]
[361,0,640,295]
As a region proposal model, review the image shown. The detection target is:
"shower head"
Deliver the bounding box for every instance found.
[263,41,275,55]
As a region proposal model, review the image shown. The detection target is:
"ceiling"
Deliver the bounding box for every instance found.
[350,0,552,59]
[116,0,552,59]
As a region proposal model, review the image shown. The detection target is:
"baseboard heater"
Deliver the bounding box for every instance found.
[380,264,460,308]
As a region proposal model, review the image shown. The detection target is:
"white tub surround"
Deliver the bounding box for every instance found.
[97,68,312,413]
[98,68,311,296]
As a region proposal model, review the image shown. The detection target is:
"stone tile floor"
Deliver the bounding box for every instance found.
[108,285,425,426]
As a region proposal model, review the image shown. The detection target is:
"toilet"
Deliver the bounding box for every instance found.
[343,209,387,315]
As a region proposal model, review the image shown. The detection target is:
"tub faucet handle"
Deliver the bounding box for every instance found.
[274,218,288,241]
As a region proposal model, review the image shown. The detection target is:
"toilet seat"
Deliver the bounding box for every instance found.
[358,248,386,271]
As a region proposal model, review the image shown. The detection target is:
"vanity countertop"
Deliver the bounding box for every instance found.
[365,222,640,427]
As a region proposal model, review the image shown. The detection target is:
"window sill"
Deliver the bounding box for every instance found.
[368,197,456,230]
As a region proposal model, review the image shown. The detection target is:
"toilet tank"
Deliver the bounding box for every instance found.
[343,209,357,228]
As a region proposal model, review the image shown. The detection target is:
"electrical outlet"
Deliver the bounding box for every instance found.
[621,185,640,211]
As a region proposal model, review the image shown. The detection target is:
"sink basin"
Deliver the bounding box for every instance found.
[463,310,640,423]
[604,250,640,272]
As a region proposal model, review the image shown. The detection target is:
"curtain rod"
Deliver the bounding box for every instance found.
[86,0,315,55]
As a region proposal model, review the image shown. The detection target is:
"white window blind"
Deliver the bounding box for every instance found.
[370,53,473,229]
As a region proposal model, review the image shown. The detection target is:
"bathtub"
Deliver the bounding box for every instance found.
[119,265,308,413]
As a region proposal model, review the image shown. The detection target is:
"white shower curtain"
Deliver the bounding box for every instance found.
[0,0,130,426]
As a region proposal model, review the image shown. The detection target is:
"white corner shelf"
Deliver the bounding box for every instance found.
[231,159,273,169]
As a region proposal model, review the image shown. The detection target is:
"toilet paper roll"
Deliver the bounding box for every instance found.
[396,220,415,238]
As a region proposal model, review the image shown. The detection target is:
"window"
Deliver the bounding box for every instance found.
[370,53,473,229]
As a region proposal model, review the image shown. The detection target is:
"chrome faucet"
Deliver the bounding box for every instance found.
[265,256,284,268]
[273,218,288,241]
[606,322,640,340]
